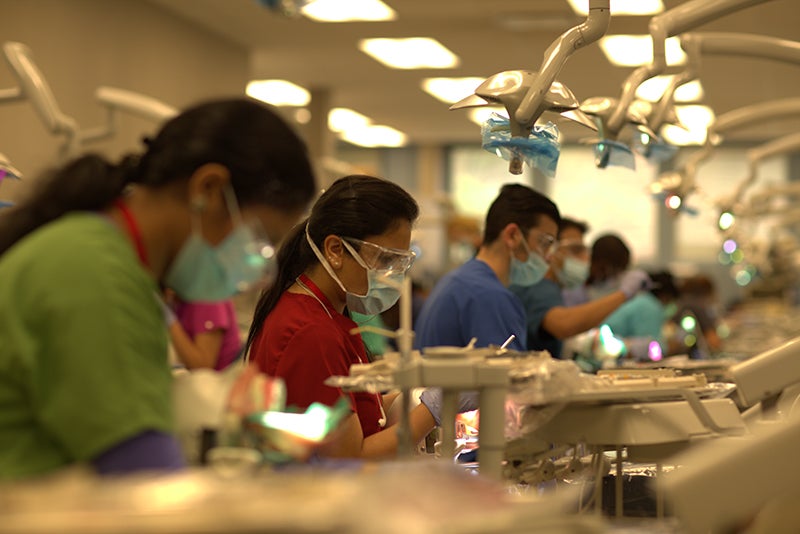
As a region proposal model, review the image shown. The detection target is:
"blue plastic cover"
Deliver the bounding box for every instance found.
[594,139,635,170]
[634,135,679,163]
[481,114,561,177]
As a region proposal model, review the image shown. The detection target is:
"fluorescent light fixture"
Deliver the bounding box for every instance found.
[468,107,507,126]
[422,77,486,104]
[301,0,396,22]
[359,38,459,69]
[340,124,407,147]
[661,105,715,145]
[636,76,705,103]
[328,107,370,132]
[246,79,310,106]
[600,35,687,67]
[329,107,407,147]
[567,0,663,16]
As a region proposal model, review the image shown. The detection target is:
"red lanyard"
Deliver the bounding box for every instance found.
[114,200,149,267]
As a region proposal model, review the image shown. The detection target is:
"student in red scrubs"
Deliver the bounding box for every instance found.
[247,175,445,458]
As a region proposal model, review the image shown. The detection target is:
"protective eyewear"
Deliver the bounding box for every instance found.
[341,237,416,273]
[557,239,588,257]
[528,231,557,256]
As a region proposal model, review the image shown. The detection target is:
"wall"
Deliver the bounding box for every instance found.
[0,0,248,202]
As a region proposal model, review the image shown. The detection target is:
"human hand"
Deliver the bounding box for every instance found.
[158,296,178,327]
[419,388,479,426]
[619,269,652,299]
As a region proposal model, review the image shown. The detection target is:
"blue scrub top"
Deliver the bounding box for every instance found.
[510,278,564,358]
[414,259,527,351]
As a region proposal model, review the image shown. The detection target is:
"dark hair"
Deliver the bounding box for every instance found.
[558,217,589,237]
[0,97,315,255]
[649,270,680,301]
[587,233,630,284]
[246,174,419,353]
[482,183,560,244]
[681,274,715,297]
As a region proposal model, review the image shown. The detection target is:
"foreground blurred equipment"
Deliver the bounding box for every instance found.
[450,0,609,175]
[663,334,800,533]
[0,460,607,534]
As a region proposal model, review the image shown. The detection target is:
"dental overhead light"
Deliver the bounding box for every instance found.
[650,32,800,135]
[654,96,800,218]
[578,96,664,169]
[450,0,610,175]
[604,0,773,142]
[0,42,79,154]
[1,41,177,156]
[649,167,699,216]
[716,131,800,232]
[79,86,178,145]
[582,0,773,169]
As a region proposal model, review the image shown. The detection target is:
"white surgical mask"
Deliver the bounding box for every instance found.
[165,188,273,302]
[509,239,548,287]
[305,225,405,315]
[556,256,590,289]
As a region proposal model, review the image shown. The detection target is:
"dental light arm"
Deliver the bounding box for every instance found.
[514,0,610,127]
[606,0,773,137]
[680,97,800,193]
[0,42,78,147]
[80,86,178,144]
[0,152,21,180]
[729,132,800,206]
[651,32,800,131]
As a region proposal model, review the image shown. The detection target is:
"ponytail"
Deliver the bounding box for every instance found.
[0,153,140,255]
[245,218,316,354]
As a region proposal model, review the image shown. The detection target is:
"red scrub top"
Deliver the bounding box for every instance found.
[250,275,383,437]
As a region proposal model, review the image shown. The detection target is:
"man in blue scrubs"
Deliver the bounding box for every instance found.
[414,184,559,351]
[511,219,651,358]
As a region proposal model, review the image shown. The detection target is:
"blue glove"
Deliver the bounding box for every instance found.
[619,269,652,299]
[419,388,479,427]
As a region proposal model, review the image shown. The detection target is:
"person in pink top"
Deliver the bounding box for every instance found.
[166,291,243,370]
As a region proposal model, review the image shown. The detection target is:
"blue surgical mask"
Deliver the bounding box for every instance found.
[305,225,404,315]
[556,256,590,289]
[509,240,548,287]
[164,189,273,302]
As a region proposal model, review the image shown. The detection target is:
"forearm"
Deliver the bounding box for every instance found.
[360,403,436,459]
[168,323,218,369]
[543,291,627,339]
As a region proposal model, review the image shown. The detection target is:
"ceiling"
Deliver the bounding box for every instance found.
[146,0,800,146]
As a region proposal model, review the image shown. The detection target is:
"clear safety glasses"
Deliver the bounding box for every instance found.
[341,237,416,273]
[557,239,588,257]
[528,231,557,257]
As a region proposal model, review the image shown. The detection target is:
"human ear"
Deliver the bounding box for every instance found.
[322,235,344,269]
[186,163,231,216]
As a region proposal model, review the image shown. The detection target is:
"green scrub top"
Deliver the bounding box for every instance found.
[0,212,173,479]
[603,291,666,347]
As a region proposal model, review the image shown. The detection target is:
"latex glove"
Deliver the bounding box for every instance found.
[619,269,652,299]
[419,388,479,427]
[158,296,178,327]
